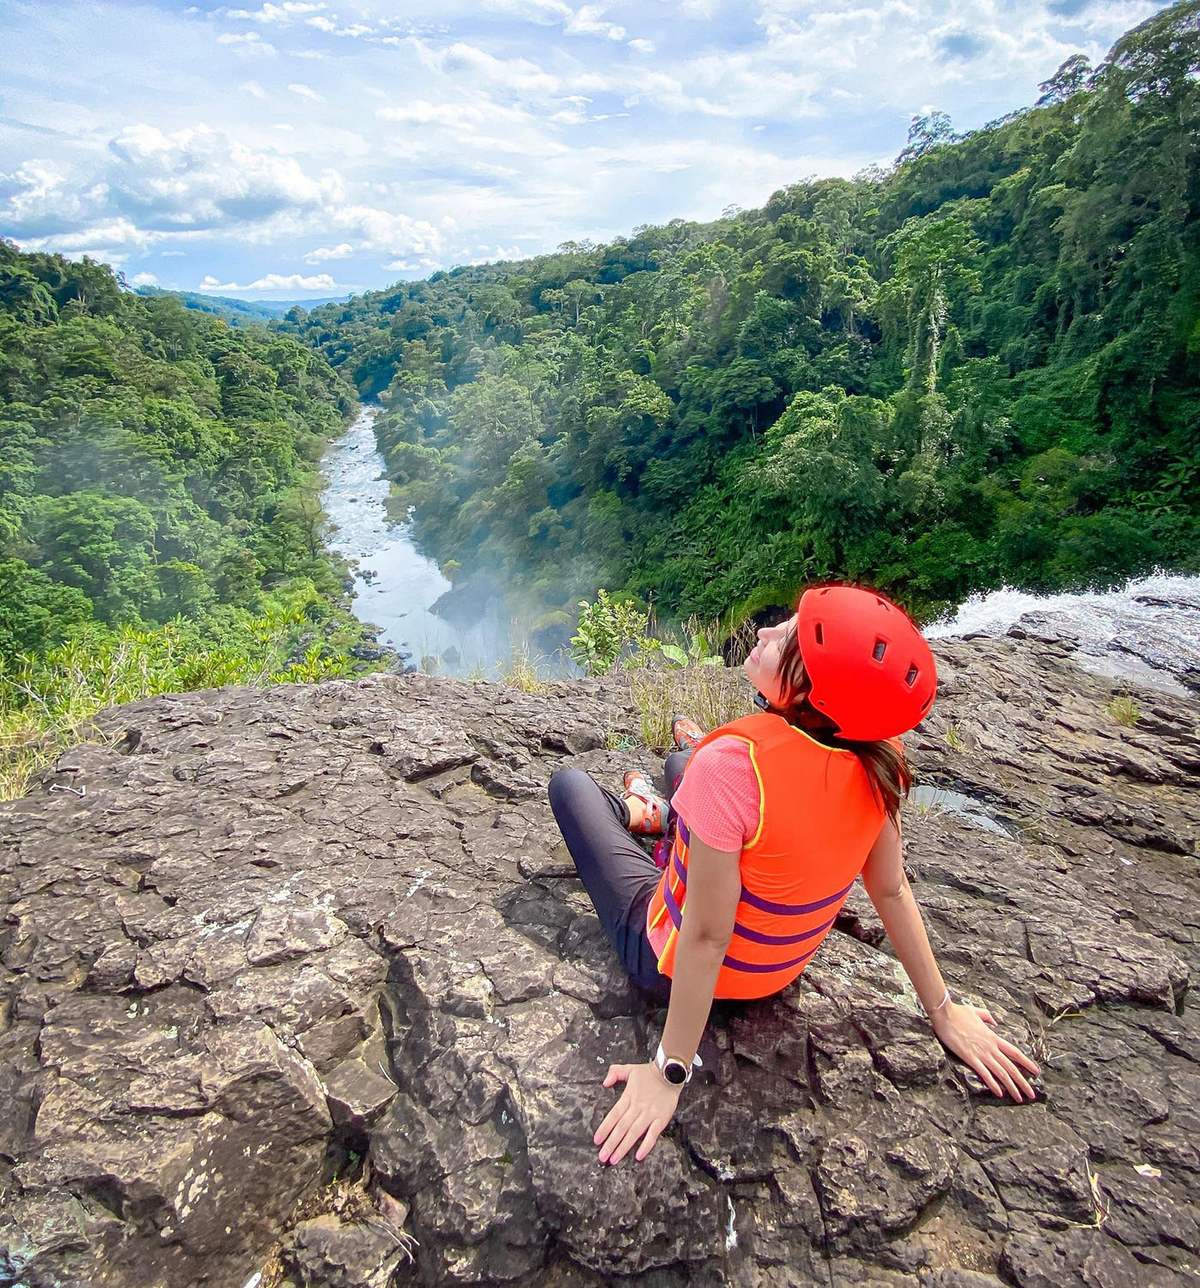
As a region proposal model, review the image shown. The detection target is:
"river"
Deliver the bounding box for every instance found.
[320,406,511,677]
[324,408,1199,695]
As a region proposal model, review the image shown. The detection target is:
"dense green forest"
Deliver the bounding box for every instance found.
[286,1,1199,636]
[0,242,362,794]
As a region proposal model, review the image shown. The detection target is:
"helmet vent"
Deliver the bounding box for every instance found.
[814,622,824,645]
[905,664,920,687]
[872,639,887,662]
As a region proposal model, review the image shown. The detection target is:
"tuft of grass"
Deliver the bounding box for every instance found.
[502,645,548,695]
[1107,694,1141,727]
[627,664,753,752]
[943,724,965,752]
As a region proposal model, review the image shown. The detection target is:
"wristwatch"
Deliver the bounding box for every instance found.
[655,1041,701,1087]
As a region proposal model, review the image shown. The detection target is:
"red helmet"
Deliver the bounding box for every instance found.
[795,585,936,740]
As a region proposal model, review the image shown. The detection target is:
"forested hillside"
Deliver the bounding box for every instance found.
[286,1,1199,633]
[0,243,361,793]
[136,286,348,327]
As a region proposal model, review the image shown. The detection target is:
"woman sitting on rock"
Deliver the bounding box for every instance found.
[548,583,1040,1166]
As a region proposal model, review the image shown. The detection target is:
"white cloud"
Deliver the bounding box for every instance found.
[130,271,159,285]
[216,30,276,56]
[376,95,571,157]
[421,40,563,97]
[287,81,324,101]
[384,256,440,272]
[325,204,444,256]
[200,270,337,291]
[304,241,354,261]
[103,124,342,230]
[15,215,157,256]
[565,5,627,40]
[240,79,268,98]
[480,0,571,21]
[224,2,325,22]
[378,100,482,128]
[628,37,655,54]
[303,13,375,36]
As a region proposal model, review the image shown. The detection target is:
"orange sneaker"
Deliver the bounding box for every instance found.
[671,714,704,751]
[622,770,667,835]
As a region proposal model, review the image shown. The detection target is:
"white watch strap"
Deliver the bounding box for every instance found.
[655,1041,702,1079]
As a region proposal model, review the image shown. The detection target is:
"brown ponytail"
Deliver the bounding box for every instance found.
[773,624,911,824]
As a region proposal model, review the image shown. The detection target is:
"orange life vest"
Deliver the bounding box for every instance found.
[646,712,889,1000]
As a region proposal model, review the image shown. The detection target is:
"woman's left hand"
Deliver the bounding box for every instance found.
[933,1002,1041,1102]
[595,1061,681,1164]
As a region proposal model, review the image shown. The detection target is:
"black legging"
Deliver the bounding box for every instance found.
[548,750,691,1003]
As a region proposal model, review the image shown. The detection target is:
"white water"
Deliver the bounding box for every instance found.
[927,571,1200,696]
[320,406,510,675]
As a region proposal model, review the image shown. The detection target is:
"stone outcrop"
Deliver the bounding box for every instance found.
[1,633,1198,1285]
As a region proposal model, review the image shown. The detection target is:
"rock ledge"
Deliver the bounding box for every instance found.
[2,637,1198,1285]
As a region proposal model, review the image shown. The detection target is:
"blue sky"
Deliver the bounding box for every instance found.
[0,0,1168,298]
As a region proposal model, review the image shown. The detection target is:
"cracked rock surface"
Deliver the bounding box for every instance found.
[1,638,1197,1286]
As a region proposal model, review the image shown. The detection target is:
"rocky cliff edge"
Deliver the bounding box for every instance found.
[1,634,1198,1286]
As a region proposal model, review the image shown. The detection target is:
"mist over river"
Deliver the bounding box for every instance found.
[321,406,512,676]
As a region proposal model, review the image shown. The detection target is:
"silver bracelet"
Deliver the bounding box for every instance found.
[927,987,952,1016]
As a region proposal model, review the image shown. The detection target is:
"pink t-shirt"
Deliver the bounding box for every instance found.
[646,735,760,957]
[670,736,761,851]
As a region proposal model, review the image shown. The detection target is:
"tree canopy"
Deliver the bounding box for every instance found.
[0,241,358,661]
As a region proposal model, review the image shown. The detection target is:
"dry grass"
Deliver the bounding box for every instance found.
[501,645,549,695]
[1107,694,1141,727]
[627,664,754,752]
[256,1167,417,1288]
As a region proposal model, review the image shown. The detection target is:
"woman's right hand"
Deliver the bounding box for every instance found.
[933,1002,1041,1101]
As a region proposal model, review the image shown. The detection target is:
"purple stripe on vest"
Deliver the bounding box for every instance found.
[732,914,837,946]
[660,877,835,973]
[670,851,854,919]
[721,944,822,974]
[737,879,855,917]
[663,873,684,928]
[677,817,690,847]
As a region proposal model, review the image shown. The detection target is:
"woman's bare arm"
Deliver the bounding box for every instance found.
[860,818,948,1012]
[659,834,741,1064]
[861,817,1041,1101]
[592,834,740,1165]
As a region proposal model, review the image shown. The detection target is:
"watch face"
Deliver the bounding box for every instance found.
[663,1060,688,1086]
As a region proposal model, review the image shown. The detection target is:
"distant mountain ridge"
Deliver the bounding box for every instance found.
[134,285,349,325]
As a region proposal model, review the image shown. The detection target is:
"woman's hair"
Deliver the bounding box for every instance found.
[773,623,911,824]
